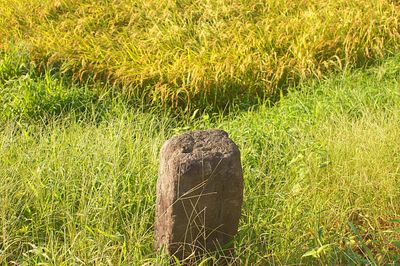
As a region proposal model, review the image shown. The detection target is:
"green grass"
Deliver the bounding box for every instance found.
[0,0,399,105]
[1,52,400,264]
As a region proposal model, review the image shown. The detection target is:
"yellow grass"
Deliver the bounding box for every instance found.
[0,0,399,103]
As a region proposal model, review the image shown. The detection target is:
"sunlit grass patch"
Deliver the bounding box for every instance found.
[1,0,399,105]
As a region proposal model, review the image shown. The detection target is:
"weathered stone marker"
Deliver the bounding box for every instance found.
[155,129,243,260]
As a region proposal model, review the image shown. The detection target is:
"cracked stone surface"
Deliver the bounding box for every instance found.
[155,129,243,260]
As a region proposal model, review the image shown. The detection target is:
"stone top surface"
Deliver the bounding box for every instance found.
[161,129,239,162]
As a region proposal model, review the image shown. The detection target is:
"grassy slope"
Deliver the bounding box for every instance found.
[1,53,400,264]
[0,0,399,104]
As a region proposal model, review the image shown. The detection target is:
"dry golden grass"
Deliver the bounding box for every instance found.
[0,0,399,103]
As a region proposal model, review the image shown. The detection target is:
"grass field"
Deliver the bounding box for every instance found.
[1,1,400,264]
[1,50,400,264]
[0,0,399,105]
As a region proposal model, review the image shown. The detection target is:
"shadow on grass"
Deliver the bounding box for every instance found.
[1,47,393,125]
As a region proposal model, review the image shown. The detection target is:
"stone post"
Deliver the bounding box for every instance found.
[155,129,243,261]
